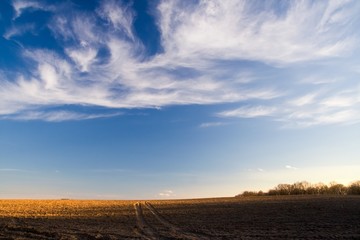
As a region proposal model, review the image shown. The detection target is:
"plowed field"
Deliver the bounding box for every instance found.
[0,195,359,239]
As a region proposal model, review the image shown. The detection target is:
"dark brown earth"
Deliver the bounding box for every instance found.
[0,195,359,239]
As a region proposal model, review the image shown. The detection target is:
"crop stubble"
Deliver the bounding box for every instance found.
[0,195,359,239]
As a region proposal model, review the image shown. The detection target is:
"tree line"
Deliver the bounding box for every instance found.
[237,181,360,197]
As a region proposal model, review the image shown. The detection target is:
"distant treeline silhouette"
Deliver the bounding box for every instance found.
[237,181,360,197]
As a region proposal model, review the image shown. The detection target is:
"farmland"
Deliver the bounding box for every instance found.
[0,195,359,239]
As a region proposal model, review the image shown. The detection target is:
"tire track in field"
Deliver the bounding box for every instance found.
[134,202,161,240]
[144,202,211,240]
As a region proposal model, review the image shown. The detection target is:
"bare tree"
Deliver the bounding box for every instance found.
[237,180,360,197]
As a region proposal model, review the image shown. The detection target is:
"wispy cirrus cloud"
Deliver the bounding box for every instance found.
[290,93,319,107]
[2,110,122,122]
[97,0,135,40]
[218,82,360,128]
[157,0,358,64]
[0,0,359,124]
[4,24,36,40]
[12,0,47,19]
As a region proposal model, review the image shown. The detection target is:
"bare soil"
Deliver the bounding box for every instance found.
[0,195,359,239]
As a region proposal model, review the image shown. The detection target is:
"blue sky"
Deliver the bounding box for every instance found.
[1,0,360,199]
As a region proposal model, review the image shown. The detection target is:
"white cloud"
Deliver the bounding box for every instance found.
[315,109,359,125]
[290,93,318,106]
[218,106,277,118]
[38,63,59,89]
[199,122,226,128]
[285,165,298,170]
[321,96,358,107]
[158,190,176,198]
[84,169,129,173]
[66,48,98,72]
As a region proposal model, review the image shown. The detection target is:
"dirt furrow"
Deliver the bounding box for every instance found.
[1,224,58,240]
[134,202,161,240]
[144,202,211,240]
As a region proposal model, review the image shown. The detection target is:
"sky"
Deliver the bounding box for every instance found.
[0,0,360,199]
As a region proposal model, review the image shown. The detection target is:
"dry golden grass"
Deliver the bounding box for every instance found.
[0,199,137,218]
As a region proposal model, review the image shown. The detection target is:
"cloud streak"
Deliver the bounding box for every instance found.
[0,168,31,172]
[199,122,227,128]
[218,106,277,118]
[2,110,122,122]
